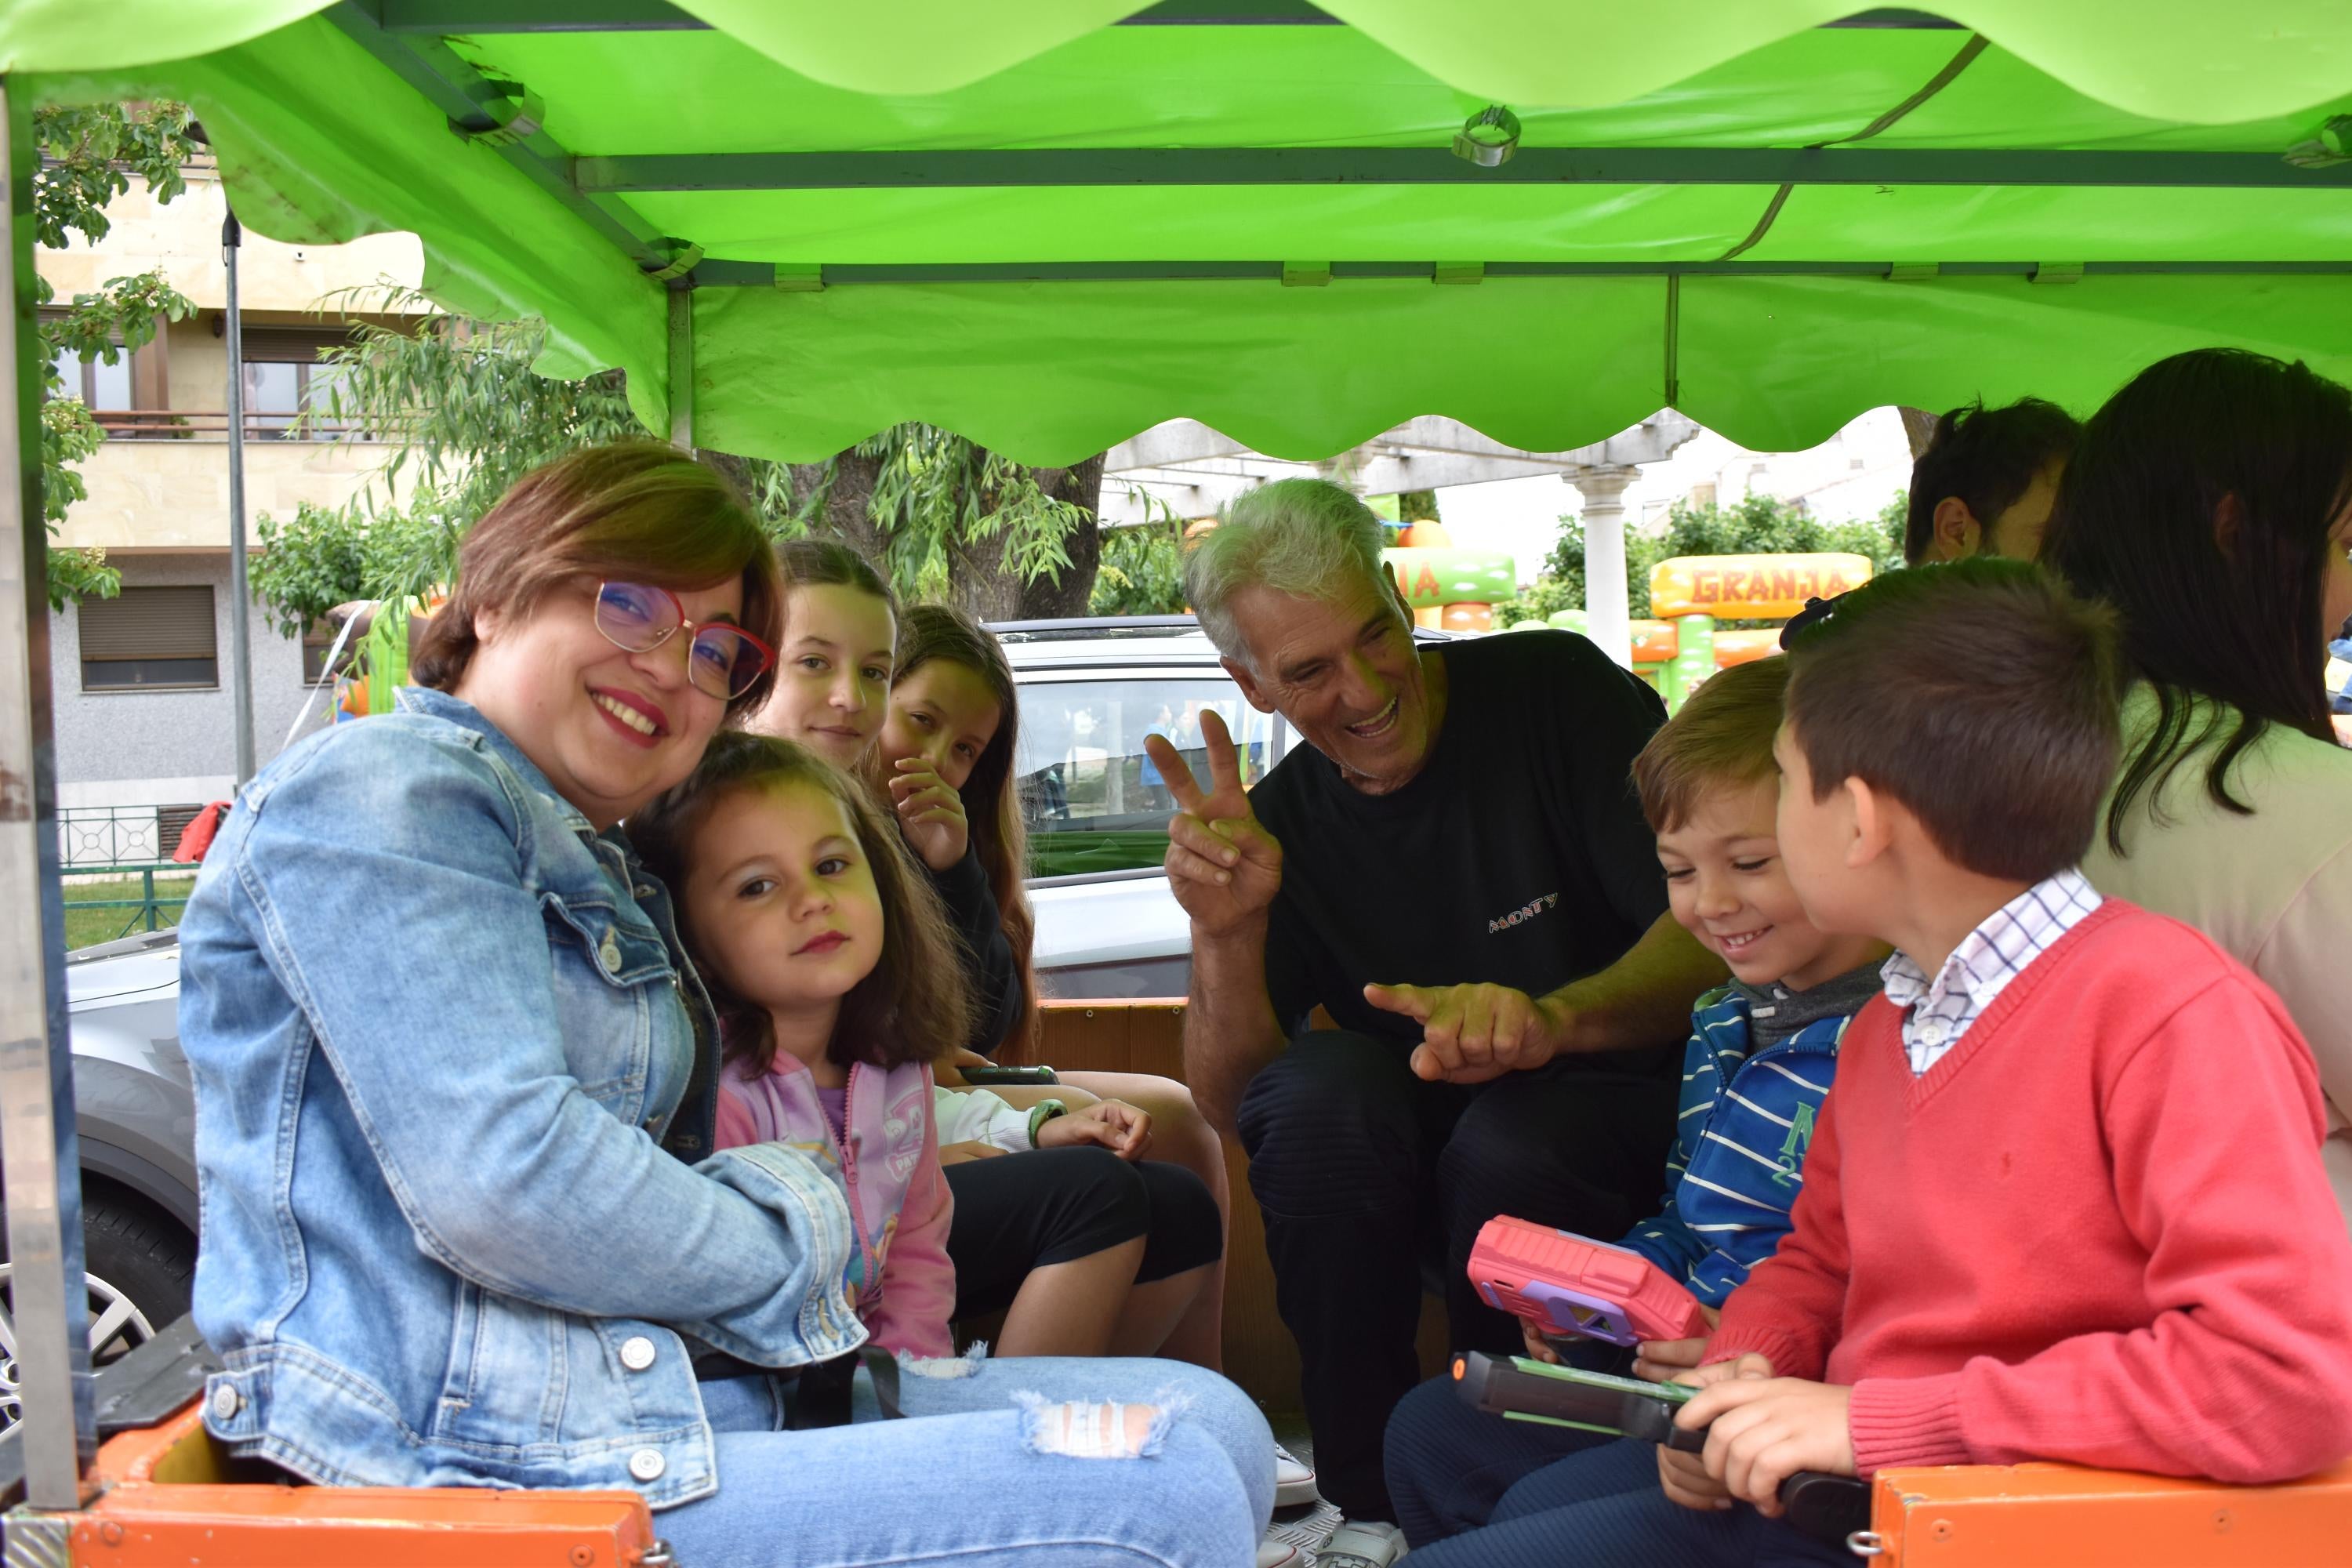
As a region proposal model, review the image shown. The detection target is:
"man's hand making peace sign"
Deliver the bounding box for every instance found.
[1143,710,1283,938]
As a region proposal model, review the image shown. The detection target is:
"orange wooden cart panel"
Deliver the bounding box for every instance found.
[1867,1459,2352,1566]
[69,1402,666,1568]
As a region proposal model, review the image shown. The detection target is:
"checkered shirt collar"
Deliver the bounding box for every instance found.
[1881,869,2104,1026]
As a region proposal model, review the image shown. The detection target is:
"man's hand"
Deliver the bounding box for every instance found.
[1633,1303,1721,1383]
[1363,982,1571,1083]
[1658,1352,1774,1512]
[1145,711,1282,939]
[1036,1099,1154,1160]
[1679,1376,1856,1516]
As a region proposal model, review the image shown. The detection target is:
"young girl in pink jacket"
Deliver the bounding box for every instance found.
[630,728,978,1358]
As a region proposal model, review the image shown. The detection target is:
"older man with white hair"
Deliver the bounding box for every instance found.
[1147,479,1724,1565]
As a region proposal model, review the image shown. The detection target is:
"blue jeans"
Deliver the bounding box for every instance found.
[1385,1372,1614,1545]
[664,1355,1275,1566]
[1401,1436,1851,1568]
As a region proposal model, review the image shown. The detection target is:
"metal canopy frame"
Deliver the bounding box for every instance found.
[572,146,2352,193]
[0,79,99,1517]
[682,257,2352,286]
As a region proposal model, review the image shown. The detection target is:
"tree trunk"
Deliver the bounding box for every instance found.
[786,451,887,559]
[945,451,1107,622]
[775,443,1106,624]
[1896,406,1940,461]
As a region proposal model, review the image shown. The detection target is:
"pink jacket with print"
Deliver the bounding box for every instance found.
[713,1054,955,1359]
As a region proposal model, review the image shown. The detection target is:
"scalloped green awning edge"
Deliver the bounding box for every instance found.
[692,273,2352,467]
[7,1,2351,126]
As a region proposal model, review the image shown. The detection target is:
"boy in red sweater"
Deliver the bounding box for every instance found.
[1656,557,2352,1547]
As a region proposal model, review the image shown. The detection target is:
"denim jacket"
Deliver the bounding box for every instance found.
[176,688,865,1506]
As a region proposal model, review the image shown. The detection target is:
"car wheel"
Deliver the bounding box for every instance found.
[0,1191,194,1439]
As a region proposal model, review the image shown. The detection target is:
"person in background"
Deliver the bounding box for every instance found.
[2041,347,2352,1232]
[1902,397,2082,565]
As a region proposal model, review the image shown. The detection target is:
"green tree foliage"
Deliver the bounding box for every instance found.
[1088,517,1188,615]
[786,430,1106,620]
[35,102,200,607]
[815,425,1091,606]
[1523,489,1907,626]
[267,285,672,612]
[256,280,1102,630]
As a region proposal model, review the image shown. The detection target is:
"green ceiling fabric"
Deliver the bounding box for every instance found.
[15,2,2350,122]
[16,4,2352,465]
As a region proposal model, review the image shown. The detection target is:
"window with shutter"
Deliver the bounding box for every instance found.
[78,586,220,691]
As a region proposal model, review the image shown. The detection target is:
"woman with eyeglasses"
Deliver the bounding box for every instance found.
[2042,348,2352,1231]
[174,442,1269,1567]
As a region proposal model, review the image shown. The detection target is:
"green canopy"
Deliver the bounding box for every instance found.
[17,2,2352,462]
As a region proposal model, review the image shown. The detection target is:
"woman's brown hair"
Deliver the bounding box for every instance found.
[627,731,975,1074]
[413,442,783,717]
[887,605,1039,1058]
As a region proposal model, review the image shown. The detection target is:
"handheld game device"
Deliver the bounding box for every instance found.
[1451,1352,1873,1548]
[1450,1348,1705,1450]
[958,1065,1059,1087]
[1468,1215,1711,1348]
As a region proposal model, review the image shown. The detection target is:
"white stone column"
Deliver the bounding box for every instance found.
[1573,465,1639,670]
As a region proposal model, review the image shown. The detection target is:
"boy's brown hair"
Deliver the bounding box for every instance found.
[627,731,975,1075]
[1632,656,1791,833]
[1783,557,2123,882]
[414,442,783,716]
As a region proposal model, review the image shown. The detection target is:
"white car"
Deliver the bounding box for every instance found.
[1000,615,1449,998]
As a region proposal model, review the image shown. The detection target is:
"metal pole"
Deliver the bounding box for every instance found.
[666,285,693,452]
[222,208,255,784]
[0,76,100,1511]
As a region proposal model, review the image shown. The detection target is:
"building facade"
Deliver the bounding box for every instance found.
[42,164,426,821]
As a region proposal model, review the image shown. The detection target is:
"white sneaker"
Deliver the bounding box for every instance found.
[1257,1542,1303,1568]
[1273,1441,1320,1508]
[1316,1519,1408,1567]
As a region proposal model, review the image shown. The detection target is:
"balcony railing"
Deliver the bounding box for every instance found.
[90,408,383,441]
[57,804,201,869]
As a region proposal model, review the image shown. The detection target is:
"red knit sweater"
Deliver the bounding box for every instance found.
[1707,899,2352,1482]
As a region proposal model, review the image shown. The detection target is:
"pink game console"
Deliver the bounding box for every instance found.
[1468,1215,1711,1348]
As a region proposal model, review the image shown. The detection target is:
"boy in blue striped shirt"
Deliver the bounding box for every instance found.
[1383,655,1888,1552]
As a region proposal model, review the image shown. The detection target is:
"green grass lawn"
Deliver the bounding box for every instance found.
[63,874,191,949]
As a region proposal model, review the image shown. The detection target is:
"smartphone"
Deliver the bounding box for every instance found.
[958,1065,1060,1087]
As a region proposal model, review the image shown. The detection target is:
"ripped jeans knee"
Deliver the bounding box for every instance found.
[1014,1389,1191,1459]
[900,1340,989,1379]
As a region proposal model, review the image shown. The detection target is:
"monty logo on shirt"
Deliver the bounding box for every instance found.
[1487,892,1560,935]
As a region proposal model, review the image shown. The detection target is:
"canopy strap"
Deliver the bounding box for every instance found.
[1663,274,1681,410]
[1718,33,1991,263]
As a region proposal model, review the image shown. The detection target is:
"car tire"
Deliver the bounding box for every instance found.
[80,1191,197,1348]
[0,1189,194,1436]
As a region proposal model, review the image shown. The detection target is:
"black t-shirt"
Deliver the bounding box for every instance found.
[1251,630,1672,1054]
